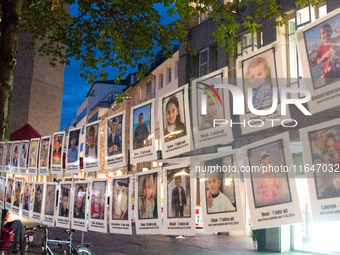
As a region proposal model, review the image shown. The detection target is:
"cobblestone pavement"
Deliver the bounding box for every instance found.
[7,214,318,255]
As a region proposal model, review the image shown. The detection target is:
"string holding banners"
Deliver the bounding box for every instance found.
[198,151,246,233]
[105,111,126,169]
[43,183,57,226]
[19,140,29,175]
[22,181,33,220]
[191,67,233,149]
[71,181,89,232]
[0,142,4,172]
[5,142,13,173]
[28,138,40,176]
[51,131,65,175]
[12,179,23,216]
[109,175,132,235]
[130,99,157,164]
[135,168,162,235]
[162,164,196,236]
[159,84,191,159]
[5,177,14,211]
[31,182,44,223]
[242,132,303,230]
[236,41,291,135]
[56,182,73,229]
[0,177,6,209]
[66,128,81,174]
[39,136,51,176]
[83,121,101,172]
[89,178,108,233]
[11,141,20,174]
[300,118,340,222]
[296,8,340,114]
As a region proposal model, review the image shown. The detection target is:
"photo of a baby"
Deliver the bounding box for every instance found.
[90,181,106,220]
[308,124,340,199]
[204,156,236,214]
[162,91,187,143]
[167,167,190,218]
[304,15,340,89]
[248,140,292,208]
[242,48,277,112]
[112,179,129,220]
[138,173,158,219]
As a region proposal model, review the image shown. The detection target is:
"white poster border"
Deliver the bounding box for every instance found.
[28,138,40,176]
[42,183,57,226]
[66,127,82,174]
[11,179,23,216]
[22,181,33,220]
[71,181,89,232]
[31,182,44,223]
[83,120,102,172]
[162,163,196,236]
[11,141,20,174]
[191,67,233,149]
[105,111,126,169]
[19,140,29,175]
[159,85,191,159]
[56,181,73,229]
[39,136,51,176]
[89,178,108,233]
[109,175,132,235]
[242,132,303,230]
[130,99,157,164]
[135,168,162,235]
[51,131,65,175]
[199,150,246,233]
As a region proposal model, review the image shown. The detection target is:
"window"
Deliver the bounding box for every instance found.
[198,47,218,77]
[286,3,327,96]
[175,61,179,79]
[237,30,263,58]
[77,107,87,123]
[167,68,172,84]
[146,82,152,95]
[198,4,212,24]
[159,73,163,89]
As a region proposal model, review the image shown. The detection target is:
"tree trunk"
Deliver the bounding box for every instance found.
[0,0,24,140]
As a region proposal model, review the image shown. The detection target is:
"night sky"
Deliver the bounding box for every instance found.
[59,4,179,131]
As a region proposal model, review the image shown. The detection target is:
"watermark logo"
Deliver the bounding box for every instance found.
[198,83,223,115]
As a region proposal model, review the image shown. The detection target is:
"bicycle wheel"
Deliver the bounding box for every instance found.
[77,247,94,255]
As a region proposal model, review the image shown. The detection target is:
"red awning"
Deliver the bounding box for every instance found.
[9,124,41,141]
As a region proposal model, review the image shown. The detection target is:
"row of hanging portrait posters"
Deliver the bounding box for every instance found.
[1,122,340,234]
[1,8,340,171]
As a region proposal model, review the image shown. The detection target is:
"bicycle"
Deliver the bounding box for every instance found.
[25,225,93,255]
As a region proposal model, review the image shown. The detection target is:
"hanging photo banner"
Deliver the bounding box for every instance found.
[56,182,72,228]
[11,141,20,174]
[66,128,81,174]
[163,164,196,236]
[22,181,33,220]
[159,85,191,159]
[198,151,246,233]
[296,8,340,114]
[71,181,89,232]
[42,183,57,226]
[5,142,13,173]
[0,177,6,209]
[105,111,126,169]
[28,138,40,176]
[89,178,108,233]
[130,99,157,164]
[300,118,340,222]
[5,177,14,211]
[191,68,233,149]
[19,140,29,175]
[51,132,65,175]
[12,179,23,216]
[32,182,44,223]
[135,168,162,235]
[236,41,290,135]
[109,175,132,235]
[84,121,101,172]
[0,142,5,172]
[39,136,51,176]
[242,133,303,230]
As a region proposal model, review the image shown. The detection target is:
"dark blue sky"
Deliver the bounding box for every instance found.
[59,4,179,130]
